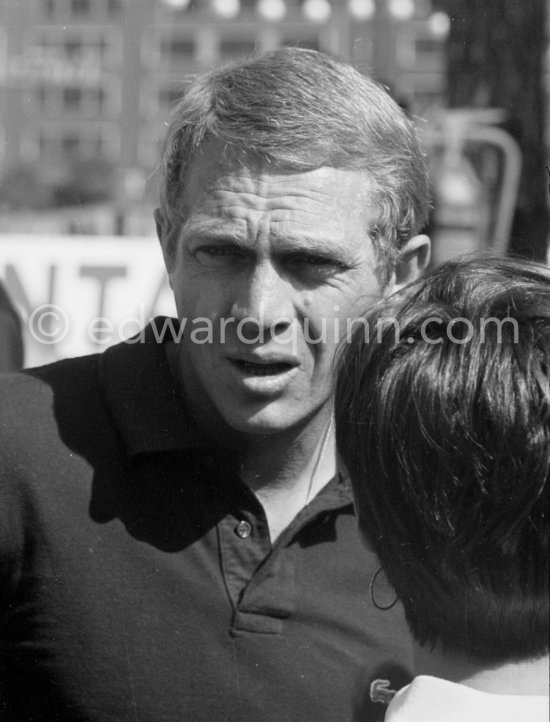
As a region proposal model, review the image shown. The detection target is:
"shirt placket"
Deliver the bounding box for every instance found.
[217,503,271,611]
[217,475,353,635]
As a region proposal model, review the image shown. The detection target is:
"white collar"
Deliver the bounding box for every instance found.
[385,675,549,722]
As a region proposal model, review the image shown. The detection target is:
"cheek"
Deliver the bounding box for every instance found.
[303,291,364,344]
[173,281,229,323]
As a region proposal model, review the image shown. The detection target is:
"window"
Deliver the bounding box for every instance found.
[396,26,444,71]
[71,0,91,15]
[43,0,56,16]
[64,39,83,59]
[61,132,81,153]
[29,28,121,68]
[218,39,257,58]
[63,87,83,111]
[159,37,195,67]
[94,87,106,112]
[34,124,120,162]
[29,80,118,117]
[107,0,122,15]
[415,37,442,56]
[35,85,49,110]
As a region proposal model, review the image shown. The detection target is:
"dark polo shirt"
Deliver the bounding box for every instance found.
[0,320,412,722]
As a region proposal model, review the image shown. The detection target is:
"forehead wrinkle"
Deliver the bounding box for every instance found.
[203,185,338,215]
[269,220,345,248]
[180,148,377,255]
[182,216,249,242]
[271,204,370,242]
[188,159,366,203]
[183,198,372,258]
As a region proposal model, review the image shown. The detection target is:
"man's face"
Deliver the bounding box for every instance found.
[158,144,387,438]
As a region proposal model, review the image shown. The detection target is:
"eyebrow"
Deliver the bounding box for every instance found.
[270,231,358,264]
[183,221,357,261]
[182,222,249,246]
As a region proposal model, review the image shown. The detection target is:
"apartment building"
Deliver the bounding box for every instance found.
[0,0,446,198]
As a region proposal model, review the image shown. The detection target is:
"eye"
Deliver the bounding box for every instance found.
[286,253,348,279]
[194,245,246,267]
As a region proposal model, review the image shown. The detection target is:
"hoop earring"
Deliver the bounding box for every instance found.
[369,567,398,611]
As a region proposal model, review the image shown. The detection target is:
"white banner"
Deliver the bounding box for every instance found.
[0,235,176,368]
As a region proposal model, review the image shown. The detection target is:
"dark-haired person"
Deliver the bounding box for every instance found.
[0,280,23,372]
[0,48,431,721]
[335,256,549,721]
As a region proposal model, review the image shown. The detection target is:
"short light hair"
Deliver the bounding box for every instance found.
[335,255,550,663]
[157,47,431,273]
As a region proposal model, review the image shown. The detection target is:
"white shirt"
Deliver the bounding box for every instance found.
[384,675,549,722]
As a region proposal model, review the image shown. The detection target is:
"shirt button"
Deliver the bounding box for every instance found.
[235,520,252,539]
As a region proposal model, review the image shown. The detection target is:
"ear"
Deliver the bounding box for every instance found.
[154,207,175,276]
[393,234,430,292]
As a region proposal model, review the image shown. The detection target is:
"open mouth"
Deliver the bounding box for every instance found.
[230,360,295,376]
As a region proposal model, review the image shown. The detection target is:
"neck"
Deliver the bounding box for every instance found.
[413,642,550,696]
[238,411,336,542]
[238,410,334,489]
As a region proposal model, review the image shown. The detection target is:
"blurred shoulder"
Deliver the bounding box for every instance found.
[0,353,102,446]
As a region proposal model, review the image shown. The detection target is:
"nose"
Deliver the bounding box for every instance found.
[230,261,294,341]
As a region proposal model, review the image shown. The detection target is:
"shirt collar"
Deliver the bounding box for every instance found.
[386,676,549,722]
[99,317,210,458]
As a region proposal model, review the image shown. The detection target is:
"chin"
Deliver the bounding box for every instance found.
[219,397,327,439]
[221,407,302,438]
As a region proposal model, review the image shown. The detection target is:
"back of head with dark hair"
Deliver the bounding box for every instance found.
[335,255,550,663]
